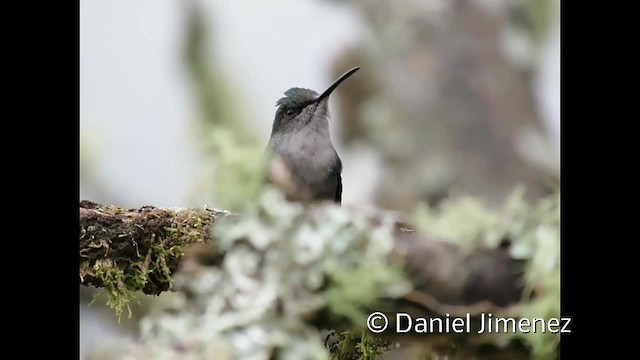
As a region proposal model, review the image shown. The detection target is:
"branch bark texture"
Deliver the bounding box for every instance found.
[79,200,523,307]
[79,200,226,295]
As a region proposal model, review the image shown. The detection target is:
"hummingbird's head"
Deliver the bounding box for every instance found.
[270,67,360,136]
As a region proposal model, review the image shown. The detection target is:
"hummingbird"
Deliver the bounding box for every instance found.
[266,67,360,204]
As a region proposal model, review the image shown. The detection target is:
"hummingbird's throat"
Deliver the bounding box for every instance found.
[306,99,329,123]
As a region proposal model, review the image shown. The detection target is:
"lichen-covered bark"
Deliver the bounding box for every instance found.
[79,187,559,359]
[78,201,522,307]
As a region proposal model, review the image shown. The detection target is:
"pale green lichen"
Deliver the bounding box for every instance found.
[133,188,409,359]
[512,192,560,360]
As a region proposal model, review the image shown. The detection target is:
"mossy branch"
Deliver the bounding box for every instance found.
[79,200,523,315]
[79,200,229,317]
[80,189,559,359]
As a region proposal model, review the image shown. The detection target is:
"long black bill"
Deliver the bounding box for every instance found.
[315,66,360,102]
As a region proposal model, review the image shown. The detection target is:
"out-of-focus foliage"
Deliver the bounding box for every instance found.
[204,125,268,210]
[184,3,266,211]
[128,188,409,359]
[513,192,560,359]
[115,185,560,359]
[412,187,560,359]
[183,4,249,137]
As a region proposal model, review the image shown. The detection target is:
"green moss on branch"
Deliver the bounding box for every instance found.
[79,200,226,317]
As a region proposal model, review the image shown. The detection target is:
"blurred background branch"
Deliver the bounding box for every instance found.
[328,0,559,210]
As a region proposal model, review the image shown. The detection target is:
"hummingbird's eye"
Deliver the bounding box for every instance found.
[285,109,295,117]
